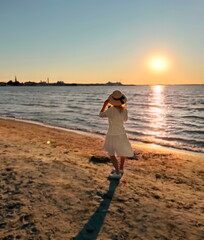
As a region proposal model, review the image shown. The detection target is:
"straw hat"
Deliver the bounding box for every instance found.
[108,90,127,106]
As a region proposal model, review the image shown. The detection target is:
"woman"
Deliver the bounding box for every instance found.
[99,90,134,179]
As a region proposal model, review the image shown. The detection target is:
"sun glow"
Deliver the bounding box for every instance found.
[148,56,170,73]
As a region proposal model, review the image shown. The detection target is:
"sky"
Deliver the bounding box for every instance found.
[0,0,203,85]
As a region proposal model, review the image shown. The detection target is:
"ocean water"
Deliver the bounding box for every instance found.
[0,85,204,153]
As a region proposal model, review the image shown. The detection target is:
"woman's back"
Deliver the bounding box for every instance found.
[101,106,128,135]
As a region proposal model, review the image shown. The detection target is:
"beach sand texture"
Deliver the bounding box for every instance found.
[0,119,204,240]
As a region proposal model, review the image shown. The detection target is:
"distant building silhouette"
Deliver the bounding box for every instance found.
[7,79,21,86]
[105,81,122,86]
[38,81,47,86]
[0,82,6,86]
[56,81,65,86]
[24,81,37,86]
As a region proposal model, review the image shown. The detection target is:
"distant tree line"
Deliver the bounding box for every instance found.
[0,80,124,87]
[7,80,23,86]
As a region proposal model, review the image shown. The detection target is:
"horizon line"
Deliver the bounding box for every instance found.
[0,81,203,86]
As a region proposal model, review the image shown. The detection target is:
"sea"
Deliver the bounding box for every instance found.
[0,85,204,154]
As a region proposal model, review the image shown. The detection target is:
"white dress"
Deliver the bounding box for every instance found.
[99,106,133,157]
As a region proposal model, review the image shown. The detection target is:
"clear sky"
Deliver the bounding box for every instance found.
[0,0,203,84]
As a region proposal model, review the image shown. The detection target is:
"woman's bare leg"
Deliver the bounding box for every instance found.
[120,156,126,171]
[110,155,120,174]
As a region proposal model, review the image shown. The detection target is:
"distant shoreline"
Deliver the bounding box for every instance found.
[0,83,203,87]
[0,79,204,87]
[0,80,125,87]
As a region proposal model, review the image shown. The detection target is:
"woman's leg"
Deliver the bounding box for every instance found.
[110,155,120,174]
[120,156,126,171]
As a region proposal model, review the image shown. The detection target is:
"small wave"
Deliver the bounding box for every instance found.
[52,118,68,121]
[181,130,204,135]
[128,135,204,153]
[192,107,204,111]
[181,122,203,129]
[132,93,146,97]
[182,115,204,120]
[179,106,204,111]
[126,130,147,136]
[133,103,164,108]
[128,117,149,123]
[63,110,75,113]
[21,103,58,108]
[75,117,87,123]
[0,114,16,118]
[156,136,204,146]
[172,106,187,109]
[67,105,82,110]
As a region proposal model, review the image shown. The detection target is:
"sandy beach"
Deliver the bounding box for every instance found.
[0,119,203,240]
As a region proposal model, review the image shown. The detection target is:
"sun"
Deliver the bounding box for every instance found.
[148,56,170,73]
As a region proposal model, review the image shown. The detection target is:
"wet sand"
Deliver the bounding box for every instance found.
[0,119,203,240]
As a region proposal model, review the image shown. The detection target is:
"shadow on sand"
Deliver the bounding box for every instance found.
[73,178,119,240]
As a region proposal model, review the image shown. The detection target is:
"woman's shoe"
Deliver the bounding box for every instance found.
[109,172,121,179]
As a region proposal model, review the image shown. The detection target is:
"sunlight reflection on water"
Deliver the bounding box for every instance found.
[146,85,167,137]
